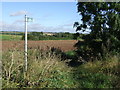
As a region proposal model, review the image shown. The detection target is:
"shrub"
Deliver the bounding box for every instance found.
[2,48,120,88]
[2,49,77,88]
[72,54,120,88]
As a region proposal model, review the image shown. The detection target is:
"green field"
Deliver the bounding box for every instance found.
[0,31,75,41]
[0,34,22,41]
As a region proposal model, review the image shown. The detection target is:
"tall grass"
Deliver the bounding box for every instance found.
[2,49,77,88]
[73,53,120,88]
[2,48,120,88]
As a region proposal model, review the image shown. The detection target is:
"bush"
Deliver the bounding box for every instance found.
[2,48,120,88]
[72,54,120,88]
[2,49,77,88]
[21,32,75,40]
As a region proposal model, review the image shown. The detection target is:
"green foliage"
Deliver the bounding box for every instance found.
[21,32,75,40]
[74,2,120,56]
[73,33,79,40]
[1,32,77,41]
[73,54,120,88]
[65,50,78,60]
[74,71,113,88]
[65,51,76,56]
[2,79,19,88]
[1,32,24,35]
[2,48,120,88]
[31,32,43,36]
[2,49,77,88]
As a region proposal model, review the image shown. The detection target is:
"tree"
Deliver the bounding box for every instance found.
[73,32,80,40]
[74,2,120,56]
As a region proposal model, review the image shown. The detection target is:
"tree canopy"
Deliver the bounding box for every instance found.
[74,2,120,53]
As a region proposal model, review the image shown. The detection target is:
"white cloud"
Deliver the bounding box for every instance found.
[62,23,73,27]
[28,23,45,32]
[0,21,75,33]
[0,22,45,32]
[10,10,29,16]
[43,24,75,32]
[0,21,23,31]
[13,19,25,24]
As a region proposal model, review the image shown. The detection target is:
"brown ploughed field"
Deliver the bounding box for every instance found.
[1,40,77,52]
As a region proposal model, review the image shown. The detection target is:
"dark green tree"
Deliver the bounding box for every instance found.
[73,32,80,40]
[74,2,120,57]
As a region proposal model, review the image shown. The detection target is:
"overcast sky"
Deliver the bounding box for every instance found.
[1,2,82,32]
